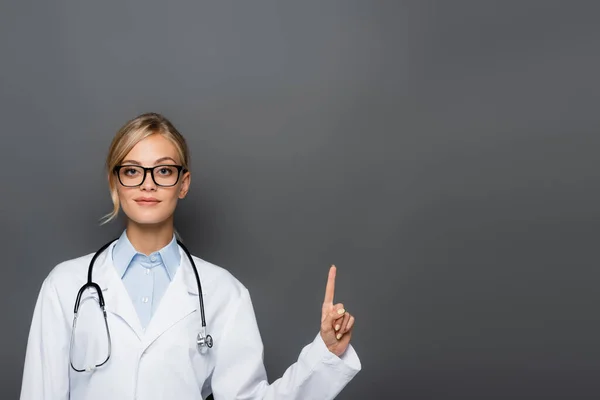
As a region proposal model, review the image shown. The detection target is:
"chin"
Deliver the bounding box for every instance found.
[122,206,174,226]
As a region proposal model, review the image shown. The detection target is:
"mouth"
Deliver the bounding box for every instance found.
[134,198,161,206]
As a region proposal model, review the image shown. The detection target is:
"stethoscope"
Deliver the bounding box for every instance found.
[69,238,213,373]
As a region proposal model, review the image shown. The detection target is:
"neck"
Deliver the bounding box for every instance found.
[125,219,175,255]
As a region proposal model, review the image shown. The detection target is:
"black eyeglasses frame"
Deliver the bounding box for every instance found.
[113,164,187,187]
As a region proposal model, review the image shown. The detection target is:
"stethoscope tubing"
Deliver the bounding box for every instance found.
[69,237,212,372]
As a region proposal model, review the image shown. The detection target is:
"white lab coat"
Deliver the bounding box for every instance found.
[20,242,361,399]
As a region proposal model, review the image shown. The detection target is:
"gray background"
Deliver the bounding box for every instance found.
[1,1,599,399]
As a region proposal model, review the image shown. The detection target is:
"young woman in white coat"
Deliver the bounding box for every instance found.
[20,112,361,400]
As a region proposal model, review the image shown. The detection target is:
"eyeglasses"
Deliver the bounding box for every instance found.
[114,165,187,187]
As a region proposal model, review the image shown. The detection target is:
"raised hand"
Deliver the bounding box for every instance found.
[320,265,355,357]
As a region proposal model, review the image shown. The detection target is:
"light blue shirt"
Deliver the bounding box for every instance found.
[112,230,181,329]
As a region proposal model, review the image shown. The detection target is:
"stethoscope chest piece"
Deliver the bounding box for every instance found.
[197,331,213,349]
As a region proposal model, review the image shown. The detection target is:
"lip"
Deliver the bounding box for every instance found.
[134,197,161,205]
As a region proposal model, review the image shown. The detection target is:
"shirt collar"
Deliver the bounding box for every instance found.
[112,230,181,280]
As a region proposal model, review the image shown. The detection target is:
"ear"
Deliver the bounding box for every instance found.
[178,171,191,199]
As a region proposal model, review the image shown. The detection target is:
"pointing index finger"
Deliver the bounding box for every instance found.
[324,265,336,304]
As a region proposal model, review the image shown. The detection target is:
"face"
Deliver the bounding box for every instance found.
[115,134,190,227]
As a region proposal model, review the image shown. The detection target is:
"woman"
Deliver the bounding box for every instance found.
[20,113,361,399]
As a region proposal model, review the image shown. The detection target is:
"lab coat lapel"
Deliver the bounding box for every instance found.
[141,252,198,349]
[95,243,145,340]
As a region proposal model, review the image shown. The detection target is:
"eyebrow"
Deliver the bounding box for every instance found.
[121,157,178,166]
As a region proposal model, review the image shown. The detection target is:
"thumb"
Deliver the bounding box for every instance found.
[322,303,345,329]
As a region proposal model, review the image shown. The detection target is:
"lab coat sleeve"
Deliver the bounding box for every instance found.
[20,275,70,400]
[210,287,361,400]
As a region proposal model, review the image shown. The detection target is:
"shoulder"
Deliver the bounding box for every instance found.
[30,251,96,313]
[189,254,249,298]
[42,251,95,292]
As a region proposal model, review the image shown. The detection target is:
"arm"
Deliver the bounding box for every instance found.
[210,287,361,400]
[20,276,70,400]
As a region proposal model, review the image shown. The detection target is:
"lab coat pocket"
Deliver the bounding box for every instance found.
[150,316,213,398]
[176,317,213,376]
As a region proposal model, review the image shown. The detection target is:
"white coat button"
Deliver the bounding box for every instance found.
[145,269,151,275]
[141,296,149,303]
[150,255,157,262]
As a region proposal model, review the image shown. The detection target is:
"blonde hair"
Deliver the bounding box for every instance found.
[101,112,190,224]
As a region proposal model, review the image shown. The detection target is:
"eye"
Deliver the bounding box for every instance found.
[156,166,175,176]
[123,167,140,176]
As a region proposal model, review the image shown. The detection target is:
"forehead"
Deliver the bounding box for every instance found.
[124,134,180,164]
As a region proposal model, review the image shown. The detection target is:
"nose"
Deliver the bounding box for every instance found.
[140,169,157,191]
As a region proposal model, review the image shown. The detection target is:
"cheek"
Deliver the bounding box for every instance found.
[116,188,140,216]
[161,189,181,206]
[116,187,134,204]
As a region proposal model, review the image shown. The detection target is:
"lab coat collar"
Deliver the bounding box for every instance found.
[94,240,202,346]
[94,240,145,338]
[142,251,199,348]
[179,246,204,295]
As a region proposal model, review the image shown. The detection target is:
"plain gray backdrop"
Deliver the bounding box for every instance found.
[1,1,599,399]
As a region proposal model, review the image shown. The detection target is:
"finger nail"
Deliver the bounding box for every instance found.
[336,333,342,340]
[335,324,340,331]
[337,308,345,315]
